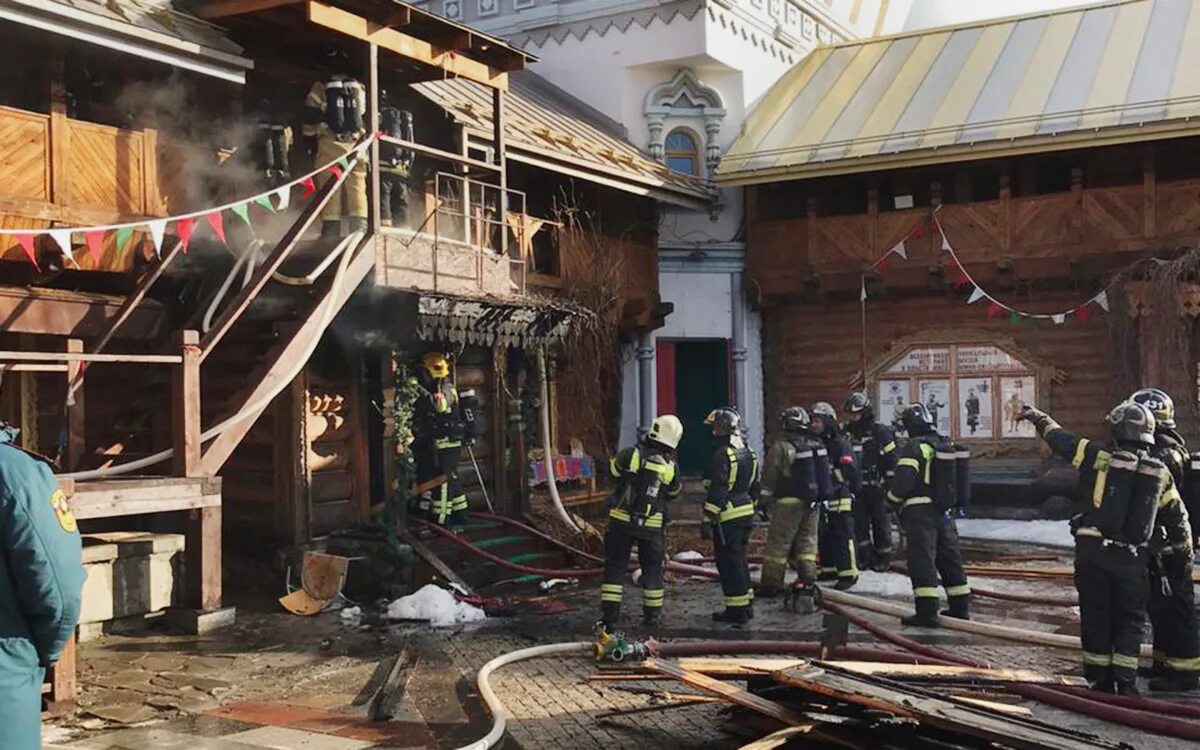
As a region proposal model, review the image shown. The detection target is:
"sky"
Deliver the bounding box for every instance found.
[902,0,1102,31]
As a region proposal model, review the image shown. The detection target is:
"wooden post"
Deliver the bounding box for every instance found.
[186,506,222,611]
[367,42,381,234]
[494,87,508,260]
[491,345,508,512]
[65,338,85,472]
[1143,145,1157,239]
[47,634,77,707]
[47,37,67,208]
[172,330,202,477]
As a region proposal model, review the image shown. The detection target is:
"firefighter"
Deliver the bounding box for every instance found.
[0,422,85,750]
[754,407,822,611]
[303,61,368,238]
[251,98,292,188]
[412,353,472,529]
[1130,388,1199,692]
[844,392,898,571]
[887,403,970,627]
[377,89,414,228]
[1022,401,1189,696]
[598,415,683,632]
[703,407,760,625]
[811,402,859,590]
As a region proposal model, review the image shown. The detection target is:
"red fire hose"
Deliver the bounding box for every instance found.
[471,512,605,563]
[654,640,959,667]
[422,522,607,578]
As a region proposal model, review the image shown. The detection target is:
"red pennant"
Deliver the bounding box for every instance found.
[1076,305,1091,323]
[204,211,227,246]
[911,221,926,239]
[176,217,195,253]
[15,234,39,272]
[84,230,105,264]
[300,176,316,198]
[986,301,1003,319]
[955,270,971,288]
[875,256,890,270]
[328,165,344,181]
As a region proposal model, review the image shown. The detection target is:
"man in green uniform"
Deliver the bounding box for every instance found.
[0,422,84,749]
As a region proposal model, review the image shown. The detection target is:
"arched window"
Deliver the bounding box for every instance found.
[664,129,699,175]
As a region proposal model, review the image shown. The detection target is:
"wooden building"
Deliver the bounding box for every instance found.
[717,0,1200,493]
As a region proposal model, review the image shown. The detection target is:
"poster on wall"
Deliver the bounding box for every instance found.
[957,377,993,439]
[918,380,952,436]
[1000,376,1037,438]
[878,380,910,433]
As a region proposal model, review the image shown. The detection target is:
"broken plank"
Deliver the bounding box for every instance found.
[774,662,1126,750]
[738,725,819,750]
[649,659,1083,686]
[398,527,475,597]
[368,649,416,722]
[955,696,1034,716]
[596,696,722,720]
[642,659,804,725]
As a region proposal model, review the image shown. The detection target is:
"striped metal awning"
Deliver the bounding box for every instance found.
[718,0,1200,184]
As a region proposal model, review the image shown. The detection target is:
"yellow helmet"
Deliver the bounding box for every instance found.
[648,414,684,449]
[422,352,450,379]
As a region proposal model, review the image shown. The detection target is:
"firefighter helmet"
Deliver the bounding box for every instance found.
[780,406,810,434]
[843,392,873,420]
[1107,401,1156,447]
[648,414,684,450]
[705,407,741,437]
[899,403,936,437]
[811,401,839,424]
[422,352,450,379]
[1131,388,1175,430]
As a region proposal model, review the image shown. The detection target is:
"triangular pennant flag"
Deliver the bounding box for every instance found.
[986,301,1003,319]
[15,234,39,272]
[955,270,971,288]
[1009,311,1020,327]
[254,194,277,214]
[231,203,252,228]
[876,255,891,270]
[84,230,105,264]
[860,277,867,302]
[967,287,986,304]
[1052,314,1066,325]
[115,226,135,257]
[941,233,952,252]
[148,220,166,257]
[911,221,926,239]
[300,176,316,199]
[891,240,907,260]
[1093,290,1110,313]
[175,217,195,253]
[275,187,291,212]
[47,230,74,265]
[1077,305,1092,323]
[336,156,349,172]
[204,211,227,246]
[328,165,344,181]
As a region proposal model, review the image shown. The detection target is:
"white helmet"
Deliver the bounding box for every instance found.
[648,414,684,449]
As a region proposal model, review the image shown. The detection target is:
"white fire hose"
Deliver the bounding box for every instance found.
[537,345,579,533]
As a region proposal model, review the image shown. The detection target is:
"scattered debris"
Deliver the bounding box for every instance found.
[672,550,705,562]
[339,606,363,624]
[386,584,486,626]
[538,577,579,592]
[279,552,352,615]
[368,649,417,722]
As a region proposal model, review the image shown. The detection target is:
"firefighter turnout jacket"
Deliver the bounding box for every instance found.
[703,439,760,525]
[849,422,897,487]
[608,445,682,531]
[303,76,367,142]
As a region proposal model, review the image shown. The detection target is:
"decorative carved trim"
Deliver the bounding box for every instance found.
[1124,281,1200,319]
[644,68,726,173]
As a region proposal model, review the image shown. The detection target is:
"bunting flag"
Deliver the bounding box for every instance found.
[16,234,38,272]
[1009,311,1020,327]
[300,176,316,199]
[1052,314,1066,325]
[115,226,135,257]
[148,220,166,257]
[1093,290,1110,312]
[336,156,349,172]
[328,164,344,181]
[275,186,291,212]
[84,230,105,264]
[892,239,907,260]
[967,287,986,304]
[231,203,252,228]
[204,211,227,246]
[1077,305,1092,323]
[176,217,195,253]
[986,301,1003,319]
[860,276,867,302]
[47,230,74,265]
[941,233,952,252]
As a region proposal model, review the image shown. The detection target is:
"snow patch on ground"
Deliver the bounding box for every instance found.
[846,570,919,601]
[339,606,362,623]
[387,584,486,627]
[955,518,1073,548]
[673,550,704,562]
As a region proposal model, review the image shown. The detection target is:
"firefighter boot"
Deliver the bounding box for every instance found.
[834,575,858,591]
[599,602,621,633]
[941,595,970,621]
[1148,672,1200,693]
[712,607,751,626]
[641,610,663,633]
[753,584,784,599]
[1115,679,1141,698]
[871,549,892,573]
[901,597,940,628]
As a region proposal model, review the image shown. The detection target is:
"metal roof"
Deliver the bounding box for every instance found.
[414,71,713,209]
[718,0,1200,184]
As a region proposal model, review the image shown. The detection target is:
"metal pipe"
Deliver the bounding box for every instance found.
[730,270,747,415]
[636,332,653,436]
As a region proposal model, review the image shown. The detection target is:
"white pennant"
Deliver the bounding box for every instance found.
[967,287,986,304]
[47,230,74,264]
[1052,314,1066,325]
[1093,290,1110,312]
[891,239,907,260]
[148,220,166,257]
[275,187,291,212]
[860,277,867,302]
[941,233,952,252]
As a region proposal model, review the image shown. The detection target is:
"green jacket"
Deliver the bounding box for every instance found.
[0,430,84,749]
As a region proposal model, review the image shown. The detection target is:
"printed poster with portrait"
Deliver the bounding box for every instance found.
[918,380,952,436]
[1000,376,1037,438]
[957,377,993,439]
[878,380,910,433]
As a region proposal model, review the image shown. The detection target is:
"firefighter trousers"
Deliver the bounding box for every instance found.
[600,521,665,623]
[316,134,367,226]
[415,442,466,527]
[380,168,409,227]
[854,484,893,564]
[714,520,753,611]
[1149,550,1200,677]
[819,498,858,582]
[902,504,969,606]
[1074,536,1148,687]
[760,498,818,589]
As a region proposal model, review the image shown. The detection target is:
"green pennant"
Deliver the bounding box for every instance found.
[1009,311,1020,327]
[254,194,277,214]
[336,156,349,172]
[231,202,252,228]
[115,226,135,256]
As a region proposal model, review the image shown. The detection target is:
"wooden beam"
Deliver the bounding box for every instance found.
[172,330,202,478]
[47,635,76,706]
[0,351,181,364]
[398,527,475,596]
[196,0,302,19]
[65,338,84,472]
[305,1,509,91]
[367,42,381,235]
[379,135,500,173]
[68,480,221,519]
[380,6,411,27]
[186,506,222,611]
[367,649,416,721]
[642,659,804,725]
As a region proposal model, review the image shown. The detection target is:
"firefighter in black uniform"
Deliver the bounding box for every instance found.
[844,392,898,572]
[599,415,683,632]
[412,353,475,530]
[812,402,859,590]
[888,403,971,627]
[703,407,760,625]
[1130,388,1199,692]
[1023,401,1189,696]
